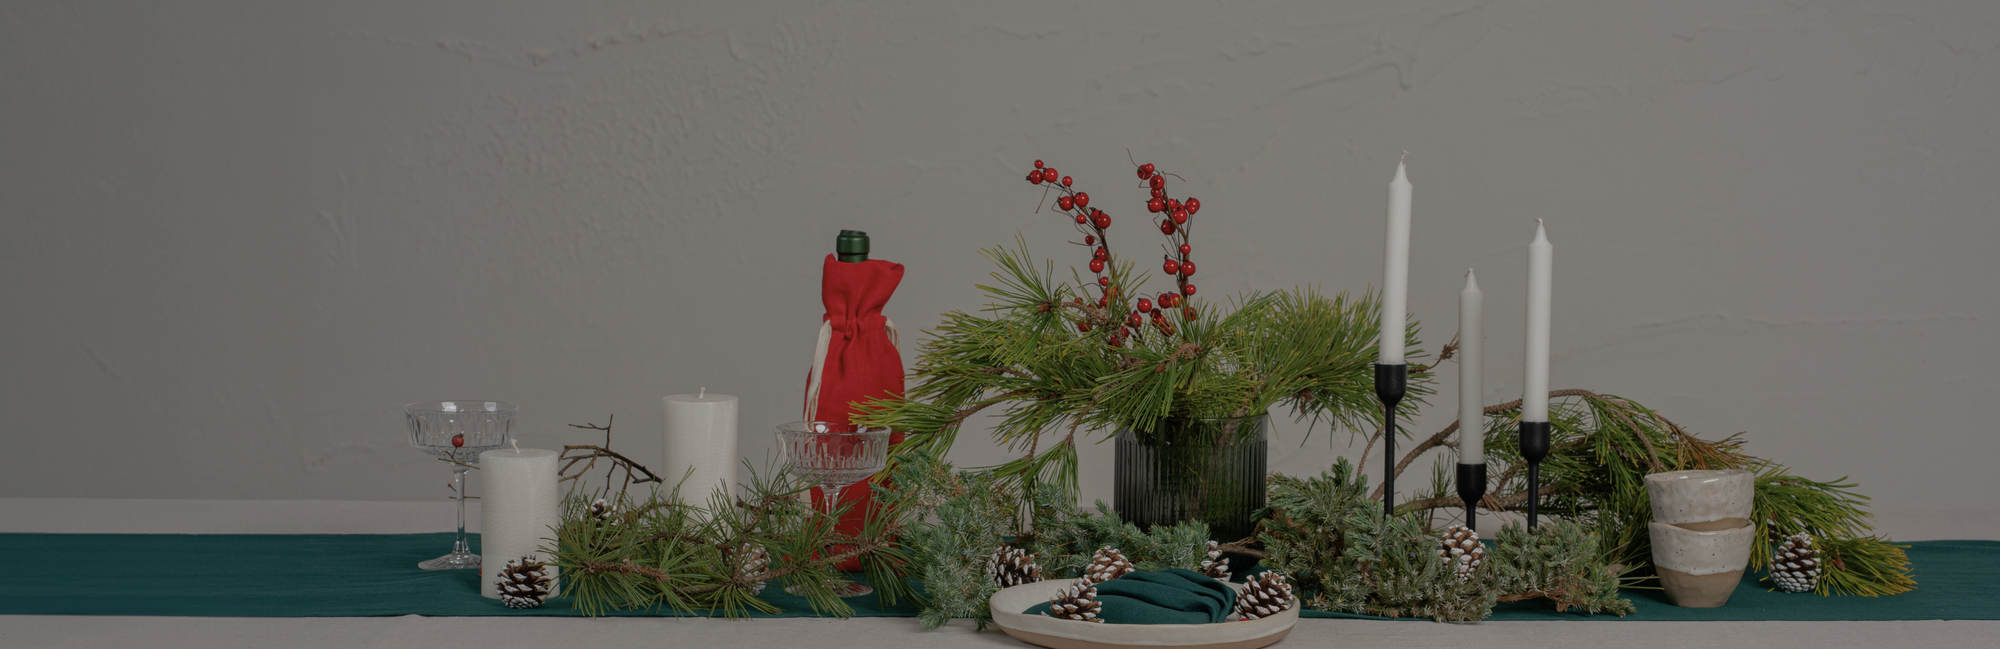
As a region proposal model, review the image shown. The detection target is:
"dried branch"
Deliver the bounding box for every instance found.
[560,414,665,500]
[1394,483,1572,516]
[1369,389,1600,501]
[1407,334,1459,374]
[1214,535,1266,560]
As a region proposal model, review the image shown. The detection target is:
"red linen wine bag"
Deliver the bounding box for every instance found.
[803,253,905,571]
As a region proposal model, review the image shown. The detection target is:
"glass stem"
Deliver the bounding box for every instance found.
[820,483,843,518]
[453,466,471,555]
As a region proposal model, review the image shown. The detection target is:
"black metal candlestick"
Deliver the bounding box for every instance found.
[1374,364,1407,519]
[1456,462,1487,532]
[1519,420,1551,530]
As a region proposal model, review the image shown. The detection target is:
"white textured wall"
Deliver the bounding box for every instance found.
[3,1,1996,539]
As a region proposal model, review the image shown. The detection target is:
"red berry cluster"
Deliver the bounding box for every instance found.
[1028,160,1127,344]
[1024,157,1207,344]
[1137,162,1200,324]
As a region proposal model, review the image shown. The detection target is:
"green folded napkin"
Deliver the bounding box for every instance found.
[1024,570,1236,624]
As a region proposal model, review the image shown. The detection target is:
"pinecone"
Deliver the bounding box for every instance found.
[1437,524,1485,581]
[1233,571,1294,620]
[1770,533,1821,593]
[988,545,1043,588]
[1045,580,1104,622]
[1199,540,1232,581]
[588,498,619,524]
[496,557,554,609]
[732,543,772,595]
[1082,546,1135,584]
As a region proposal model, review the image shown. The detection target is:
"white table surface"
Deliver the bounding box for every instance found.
[5,498,1994,649]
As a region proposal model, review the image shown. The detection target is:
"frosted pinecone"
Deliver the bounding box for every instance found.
[1199,540,1232,581]
[1082,546,1135,584]
[732,543,771,595]
[1770,533,1821,593]
[988,545,1043,588]
[496,557,554,609]
[1045,580,1104,622]
[1437,524,1485,581]
[589,498,620,524]
[1233,571,1295,620]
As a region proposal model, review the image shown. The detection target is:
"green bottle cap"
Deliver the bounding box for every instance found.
[836,230,869,262]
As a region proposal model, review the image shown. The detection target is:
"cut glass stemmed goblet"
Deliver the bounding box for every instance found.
[406,400,516,570]
[776,421,892,597]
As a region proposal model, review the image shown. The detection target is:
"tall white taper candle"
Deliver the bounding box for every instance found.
[663,390,738,500]
[479,445,559,599]
[1458,269,1484,464]
[1379,156,1412,365]
[1523,220,1554,422]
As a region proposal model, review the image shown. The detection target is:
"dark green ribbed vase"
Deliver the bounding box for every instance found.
[1113,414,1268,544]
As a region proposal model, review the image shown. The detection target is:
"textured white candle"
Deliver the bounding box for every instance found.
[663,391,738,500]
[479,447,559,599]
[1458,269,1484,465]
[1522,220,1554,422]
[1379,158,1413,365]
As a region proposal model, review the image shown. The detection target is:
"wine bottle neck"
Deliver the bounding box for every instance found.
[836,230,869,263]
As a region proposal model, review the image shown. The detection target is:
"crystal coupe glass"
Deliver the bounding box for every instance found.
[776,421,891,597]
[406,400,516,570]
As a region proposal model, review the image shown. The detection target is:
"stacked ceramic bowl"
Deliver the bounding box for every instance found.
[1645,469,1755,608]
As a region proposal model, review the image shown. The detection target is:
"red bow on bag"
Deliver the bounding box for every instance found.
[803,253,905,571]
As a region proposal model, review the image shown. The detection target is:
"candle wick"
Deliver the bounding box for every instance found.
[511,439,520,453]
[1400,150,1408,164]
[699,387,706,399]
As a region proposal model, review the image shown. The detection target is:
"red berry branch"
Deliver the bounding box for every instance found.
[1023,156,1206,345]
[1135,160,1201,325]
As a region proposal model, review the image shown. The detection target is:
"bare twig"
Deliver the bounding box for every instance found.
[1407,334,1460,375]
[1214,534,1266,560]
[559,414,665,500]
[1368,389,1600,501]
[1394,483,1572,516]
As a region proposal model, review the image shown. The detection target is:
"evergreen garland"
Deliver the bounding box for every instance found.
[1256,457,1616,621]
[1386,391,1913,597]
[877,454,1015,629]
[1487,521,1634,616]
[538,414,1910,623]
[544,463,919,618]
[885,453,1217,629]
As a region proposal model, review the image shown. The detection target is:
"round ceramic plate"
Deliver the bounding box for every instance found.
[989,580,1298,649]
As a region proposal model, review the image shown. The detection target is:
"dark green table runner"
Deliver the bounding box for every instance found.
[2,533,1992,620]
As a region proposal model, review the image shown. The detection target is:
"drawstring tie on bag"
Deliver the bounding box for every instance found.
[804,318,898,422]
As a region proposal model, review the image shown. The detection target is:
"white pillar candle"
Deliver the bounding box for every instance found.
[1379,157,1413,365]
[1522,220,1554,422]
[479,446,559,599]
[663,391,738,501]
[1458,268,1484,465]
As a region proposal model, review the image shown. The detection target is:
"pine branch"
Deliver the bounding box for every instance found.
[548,457,919,618]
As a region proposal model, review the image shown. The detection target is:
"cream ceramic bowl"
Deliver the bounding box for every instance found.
[990,580,1297,649]
[1649,520,1755,607]
[1649,521,1755,576]
[1644,469,1754,526]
